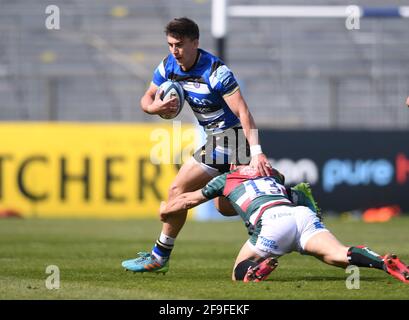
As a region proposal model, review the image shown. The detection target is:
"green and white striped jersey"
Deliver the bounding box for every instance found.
[201,167,292,222]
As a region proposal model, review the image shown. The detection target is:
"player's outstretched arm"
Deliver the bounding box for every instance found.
[160,190,208,221]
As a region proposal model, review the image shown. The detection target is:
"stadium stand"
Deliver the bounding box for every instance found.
[0,0,408,128]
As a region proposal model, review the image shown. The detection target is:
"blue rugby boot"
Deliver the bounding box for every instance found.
[122,252,169,274]
[291,182,322,221]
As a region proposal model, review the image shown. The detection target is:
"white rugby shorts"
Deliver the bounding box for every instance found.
[248,205,329,258]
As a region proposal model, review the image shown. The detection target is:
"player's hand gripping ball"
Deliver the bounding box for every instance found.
[158,80,185,119]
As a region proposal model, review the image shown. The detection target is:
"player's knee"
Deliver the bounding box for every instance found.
[233,259,258,281]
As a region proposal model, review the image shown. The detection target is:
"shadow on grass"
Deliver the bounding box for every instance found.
[266,275,381,282]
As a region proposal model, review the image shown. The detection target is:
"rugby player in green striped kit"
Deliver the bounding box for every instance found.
[160,165,409,283]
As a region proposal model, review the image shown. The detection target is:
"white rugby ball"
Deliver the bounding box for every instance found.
[158,80,185,119]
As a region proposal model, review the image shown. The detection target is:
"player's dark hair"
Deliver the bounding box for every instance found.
[234,259,258,281]
[165,17,199,40]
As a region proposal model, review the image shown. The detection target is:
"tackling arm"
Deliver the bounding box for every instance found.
[159,189,209,222]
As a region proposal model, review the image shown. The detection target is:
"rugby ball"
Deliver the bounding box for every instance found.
[158,80,185,119]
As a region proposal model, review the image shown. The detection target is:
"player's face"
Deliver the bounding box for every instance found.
[167,35,198,71]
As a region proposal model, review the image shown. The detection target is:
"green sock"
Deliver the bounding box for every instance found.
[347,246,385,270]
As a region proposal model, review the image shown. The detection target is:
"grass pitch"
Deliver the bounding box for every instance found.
[0,216,409,300]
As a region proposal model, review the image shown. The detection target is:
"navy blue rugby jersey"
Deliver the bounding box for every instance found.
[152,49,241,135]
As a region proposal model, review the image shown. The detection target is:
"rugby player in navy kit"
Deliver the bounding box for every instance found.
[122,17,272,273]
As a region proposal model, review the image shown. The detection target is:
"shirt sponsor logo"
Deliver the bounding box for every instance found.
[186,95,213,106]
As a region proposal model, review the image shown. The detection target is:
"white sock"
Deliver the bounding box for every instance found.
[151,232,176,264]
[159,232,176,246]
